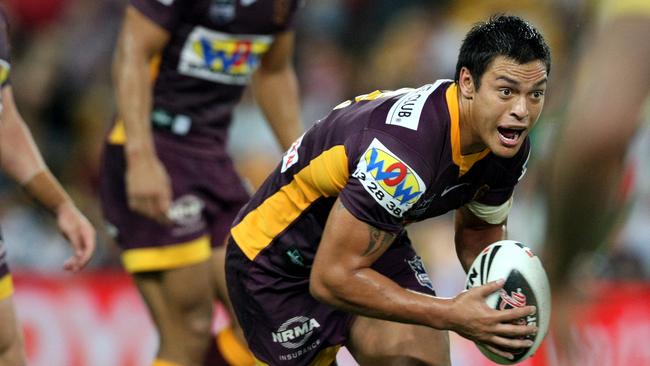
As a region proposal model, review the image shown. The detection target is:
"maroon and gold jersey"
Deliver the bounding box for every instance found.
[125,0,302,153]
[231,81,530,264]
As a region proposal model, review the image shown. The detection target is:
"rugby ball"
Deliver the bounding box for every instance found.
[464,240,551,364]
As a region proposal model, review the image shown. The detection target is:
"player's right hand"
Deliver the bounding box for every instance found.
[446,280,537,361]
[125,154,172,224]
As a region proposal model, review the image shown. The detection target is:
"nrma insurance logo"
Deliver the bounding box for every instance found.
[178,27,273,85]
[353,138,426,217]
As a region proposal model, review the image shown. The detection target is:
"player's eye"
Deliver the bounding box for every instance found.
[499,88,512,97]
[531,90,545,99]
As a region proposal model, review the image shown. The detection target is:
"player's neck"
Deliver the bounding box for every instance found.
[456,87,486,155]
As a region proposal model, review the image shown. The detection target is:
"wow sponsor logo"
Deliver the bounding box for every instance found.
[178,27,273,85]
[353,139,425,217]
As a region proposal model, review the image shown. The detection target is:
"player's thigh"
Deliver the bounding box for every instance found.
[347,316,450,366]
[133,260,214,332]
[0,296,25,364]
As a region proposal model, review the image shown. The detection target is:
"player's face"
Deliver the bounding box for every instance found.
[471,56,547,158]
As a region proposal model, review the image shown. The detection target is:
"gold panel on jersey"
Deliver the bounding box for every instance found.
[0,274,14,300]
[231,145,349,260]
[121,235,211,273]
[445,84,490,176]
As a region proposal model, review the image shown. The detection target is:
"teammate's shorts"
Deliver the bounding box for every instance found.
[225,234,437,366]
[100,131,250,273]
[0,230,13,301]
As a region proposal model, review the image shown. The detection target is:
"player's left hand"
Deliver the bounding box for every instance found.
[56,201,96,272]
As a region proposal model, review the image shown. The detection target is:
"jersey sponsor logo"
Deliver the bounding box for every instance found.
[407,255,434,291]
[168,194,205,226]
[209,0,236,24]
[272,316,321,349]
[385,80,448,130]
[178,27,273,85]
[440,182,470,197]
[353,139,425,217]
[281,134,304,173]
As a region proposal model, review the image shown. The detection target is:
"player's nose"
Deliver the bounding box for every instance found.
[510,96,529,121]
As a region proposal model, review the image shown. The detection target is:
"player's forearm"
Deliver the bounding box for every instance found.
[454,208,506,272]
[252,65,303,151]
[22,170,73,215]
[0,87,47,184]
[310,266,452,330]
[112,30,156,163]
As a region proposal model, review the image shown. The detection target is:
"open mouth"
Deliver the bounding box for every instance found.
[497,126,525,146]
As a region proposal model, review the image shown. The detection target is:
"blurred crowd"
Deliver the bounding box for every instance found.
[1,0,648,292]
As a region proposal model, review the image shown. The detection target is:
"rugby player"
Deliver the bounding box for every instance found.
[226,14,550,365]
[99,1,304,365]
[0,7,96,365]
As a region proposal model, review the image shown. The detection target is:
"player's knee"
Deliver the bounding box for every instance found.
[0,337,26,366]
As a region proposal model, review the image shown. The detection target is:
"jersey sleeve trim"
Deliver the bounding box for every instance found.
[446,83,490,176]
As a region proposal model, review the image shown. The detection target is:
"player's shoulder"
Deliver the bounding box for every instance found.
[358,80,454,163]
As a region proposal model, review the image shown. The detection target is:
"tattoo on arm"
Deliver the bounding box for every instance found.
[362,225,395,257]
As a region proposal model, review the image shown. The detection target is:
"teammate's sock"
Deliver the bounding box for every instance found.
[210,327,255,366]
[152,359,183,366]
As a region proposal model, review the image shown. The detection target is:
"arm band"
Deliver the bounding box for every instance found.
[464,197,513,225]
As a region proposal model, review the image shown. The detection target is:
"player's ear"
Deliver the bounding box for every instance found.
[458,67,475,100]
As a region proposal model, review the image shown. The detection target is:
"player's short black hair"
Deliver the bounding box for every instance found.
[454,14,551,89]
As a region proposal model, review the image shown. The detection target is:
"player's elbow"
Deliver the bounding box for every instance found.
[309,267,346,306]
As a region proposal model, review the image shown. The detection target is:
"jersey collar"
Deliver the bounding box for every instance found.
[445,83,490,176]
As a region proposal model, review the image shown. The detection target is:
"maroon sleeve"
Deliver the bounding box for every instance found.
[339,130,431,234]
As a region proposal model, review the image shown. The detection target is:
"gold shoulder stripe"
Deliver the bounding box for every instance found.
[232,145,348,260]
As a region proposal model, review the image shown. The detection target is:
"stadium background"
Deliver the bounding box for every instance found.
[1,0,649,365]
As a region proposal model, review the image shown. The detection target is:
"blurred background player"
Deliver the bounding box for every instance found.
[99,0,304,365]
[543,0,650,363]
[226,14,548,365]
[0,6,96,366]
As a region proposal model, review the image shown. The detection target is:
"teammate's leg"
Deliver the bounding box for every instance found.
[347,316,450,366]
[0,296,26,366]
[134,261,214,366]
[206,194,254,366]
[209,246,254,366]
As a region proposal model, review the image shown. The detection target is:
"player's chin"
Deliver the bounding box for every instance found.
[490,140,523,158]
